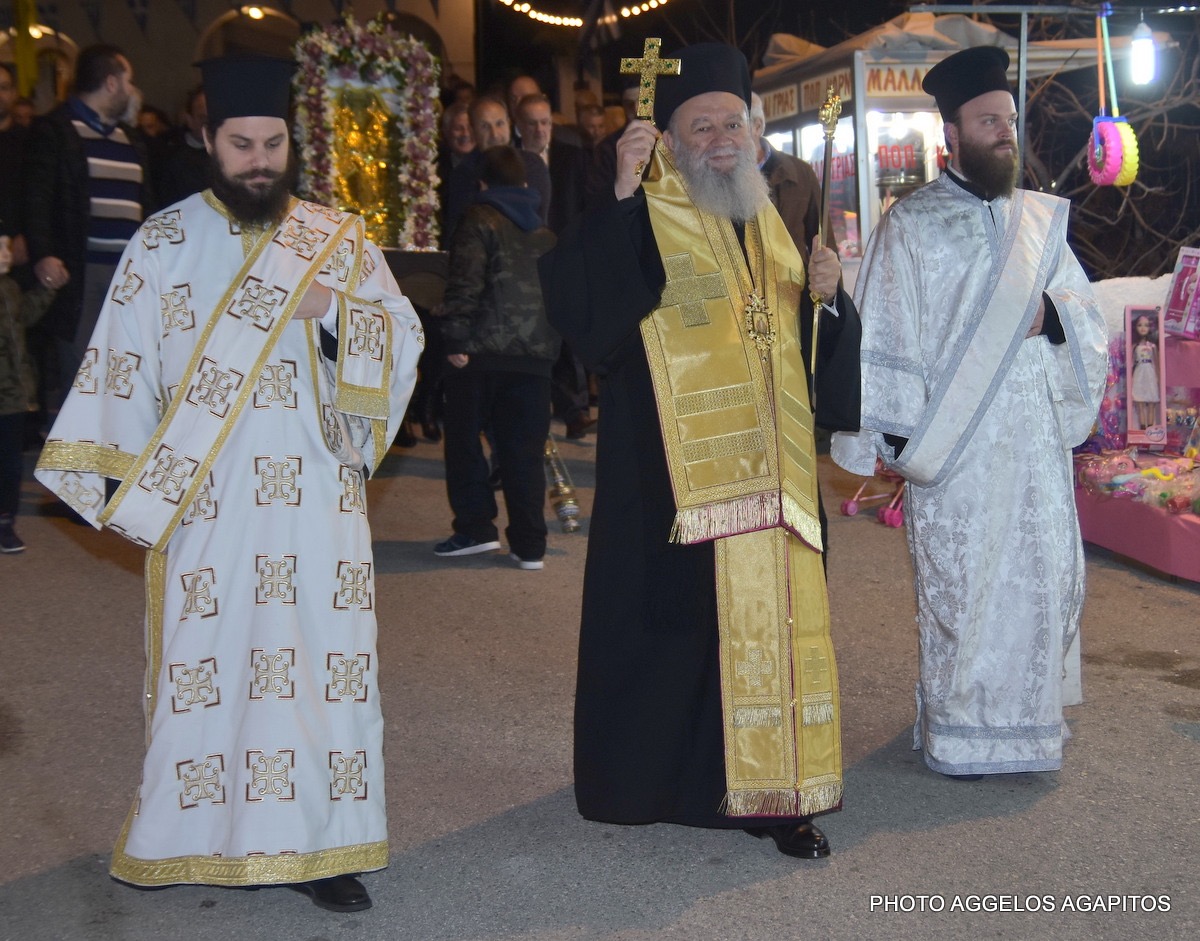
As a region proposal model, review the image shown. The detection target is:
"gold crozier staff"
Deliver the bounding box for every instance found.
[809,86,842,410]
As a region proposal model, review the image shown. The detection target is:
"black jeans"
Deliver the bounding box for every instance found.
[0,411,25,518]
[442,369,551,559]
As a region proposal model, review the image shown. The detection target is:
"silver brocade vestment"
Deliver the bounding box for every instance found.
[833,174,1108,775]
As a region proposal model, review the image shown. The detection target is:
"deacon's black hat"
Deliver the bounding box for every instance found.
[652,43,751,129]
[921,45,1012,120]
[197,55,296,126]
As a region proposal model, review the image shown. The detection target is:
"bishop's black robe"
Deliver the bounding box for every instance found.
[538,189,860,827]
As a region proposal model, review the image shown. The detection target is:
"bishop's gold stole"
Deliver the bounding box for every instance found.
[97,200,369,552]
[641,145,842,816]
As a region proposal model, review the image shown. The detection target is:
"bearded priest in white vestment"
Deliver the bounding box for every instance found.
[832,47,1107,780]
[34,57,423,912]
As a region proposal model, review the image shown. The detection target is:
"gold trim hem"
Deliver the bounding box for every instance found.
[722,782,843,817]
[109,839,389,887]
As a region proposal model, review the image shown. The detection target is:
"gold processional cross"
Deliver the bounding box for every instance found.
[620,38,682,122]
[619,38,681,177]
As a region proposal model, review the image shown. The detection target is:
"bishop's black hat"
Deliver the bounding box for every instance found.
[921,46,1012,120]
[653,43,751,129]
[197,55,296,126]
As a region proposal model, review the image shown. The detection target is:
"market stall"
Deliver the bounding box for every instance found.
[1076,271,1200,582]
[752,11,1157,276]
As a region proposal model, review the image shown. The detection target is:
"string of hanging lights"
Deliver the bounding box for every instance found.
[495,0,673,30]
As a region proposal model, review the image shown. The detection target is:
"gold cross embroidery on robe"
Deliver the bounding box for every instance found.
[660,253,724,327]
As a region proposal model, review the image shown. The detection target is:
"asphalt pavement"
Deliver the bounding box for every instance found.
[2,431,1197,941]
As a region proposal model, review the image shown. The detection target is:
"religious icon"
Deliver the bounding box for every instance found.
[1124,305,1166,446]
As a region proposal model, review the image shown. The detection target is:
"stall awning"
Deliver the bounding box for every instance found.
[756,12,1174,86]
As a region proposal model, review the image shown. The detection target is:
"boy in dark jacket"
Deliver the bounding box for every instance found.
[434,146,559,569]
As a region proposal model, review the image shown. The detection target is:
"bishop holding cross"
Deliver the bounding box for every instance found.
[539,42,862,860]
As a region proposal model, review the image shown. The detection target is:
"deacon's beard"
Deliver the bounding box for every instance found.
[955,134,1018,201]
[670,137,769,223]
[210,150,298,228]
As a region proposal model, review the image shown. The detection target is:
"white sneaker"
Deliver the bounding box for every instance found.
[509,552,544,571]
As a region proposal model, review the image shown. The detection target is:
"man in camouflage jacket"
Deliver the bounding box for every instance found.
[434,146,560,569]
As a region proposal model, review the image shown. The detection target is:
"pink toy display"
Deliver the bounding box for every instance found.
[841,460,905,528]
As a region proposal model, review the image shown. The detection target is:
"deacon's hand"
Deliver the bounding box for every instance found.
[1026,296,1046,338]
[614,120,660,202]
[447,354,469,368]
[293,281,333,320]
[809,235,840,303]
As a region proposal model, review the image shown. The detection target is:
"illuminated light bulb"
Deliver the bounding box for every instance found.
[246,5,264,19]
[1130,20,1156,85]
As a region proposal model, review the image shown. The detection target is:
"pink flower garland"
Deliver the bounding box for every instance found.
[293,14,441,249]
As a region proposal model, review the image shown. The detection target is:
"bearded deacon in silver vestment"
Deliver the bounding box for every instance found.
[832,46,1107,779]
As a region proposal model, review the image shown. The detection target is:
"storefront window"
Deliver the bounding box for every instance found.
[865,110,944,229]
[798,116,860,258]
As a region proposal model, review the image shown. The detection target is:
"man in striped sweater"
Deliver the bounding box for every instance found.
[25,44,151,409]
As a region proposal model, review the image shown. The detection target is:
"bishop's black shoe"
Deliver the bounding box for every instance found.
[942,772,984,781]
[745,819,831,859]
[289,874,372,912]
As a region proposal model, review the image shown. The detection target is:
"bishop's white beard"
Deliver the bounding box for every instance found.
[670,138,769,223]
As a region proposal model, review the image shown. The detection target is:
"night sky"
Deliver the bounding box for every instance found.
[477,0,907,100]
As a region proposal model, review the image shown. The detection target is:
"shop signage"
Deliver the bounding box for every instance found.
[762,85,799,122]
[866,65,932,98]
[800,69,853,112]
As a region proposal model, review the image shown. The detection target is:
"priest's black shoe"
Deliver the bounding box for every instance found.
[289,874,372,912]
[745,819,831,859]
[943,772,984,781]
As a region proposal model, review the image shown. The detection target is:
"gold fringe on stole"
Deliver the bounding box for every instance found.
[733,706,784,728]
[782,491,823,553]
[670,491,780,544]
[803,698,835,726]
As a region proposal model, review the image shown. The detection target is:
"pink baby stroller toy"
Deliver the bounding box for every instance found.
[840,459,905,527]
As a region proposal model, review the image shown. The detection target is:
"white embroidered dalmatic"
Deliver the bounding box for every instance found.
[36,192,423,884]
[832,175,1107,775]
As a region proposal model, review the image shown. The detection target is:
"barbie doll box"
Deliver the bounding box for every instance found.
[1163,246,1200,340]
